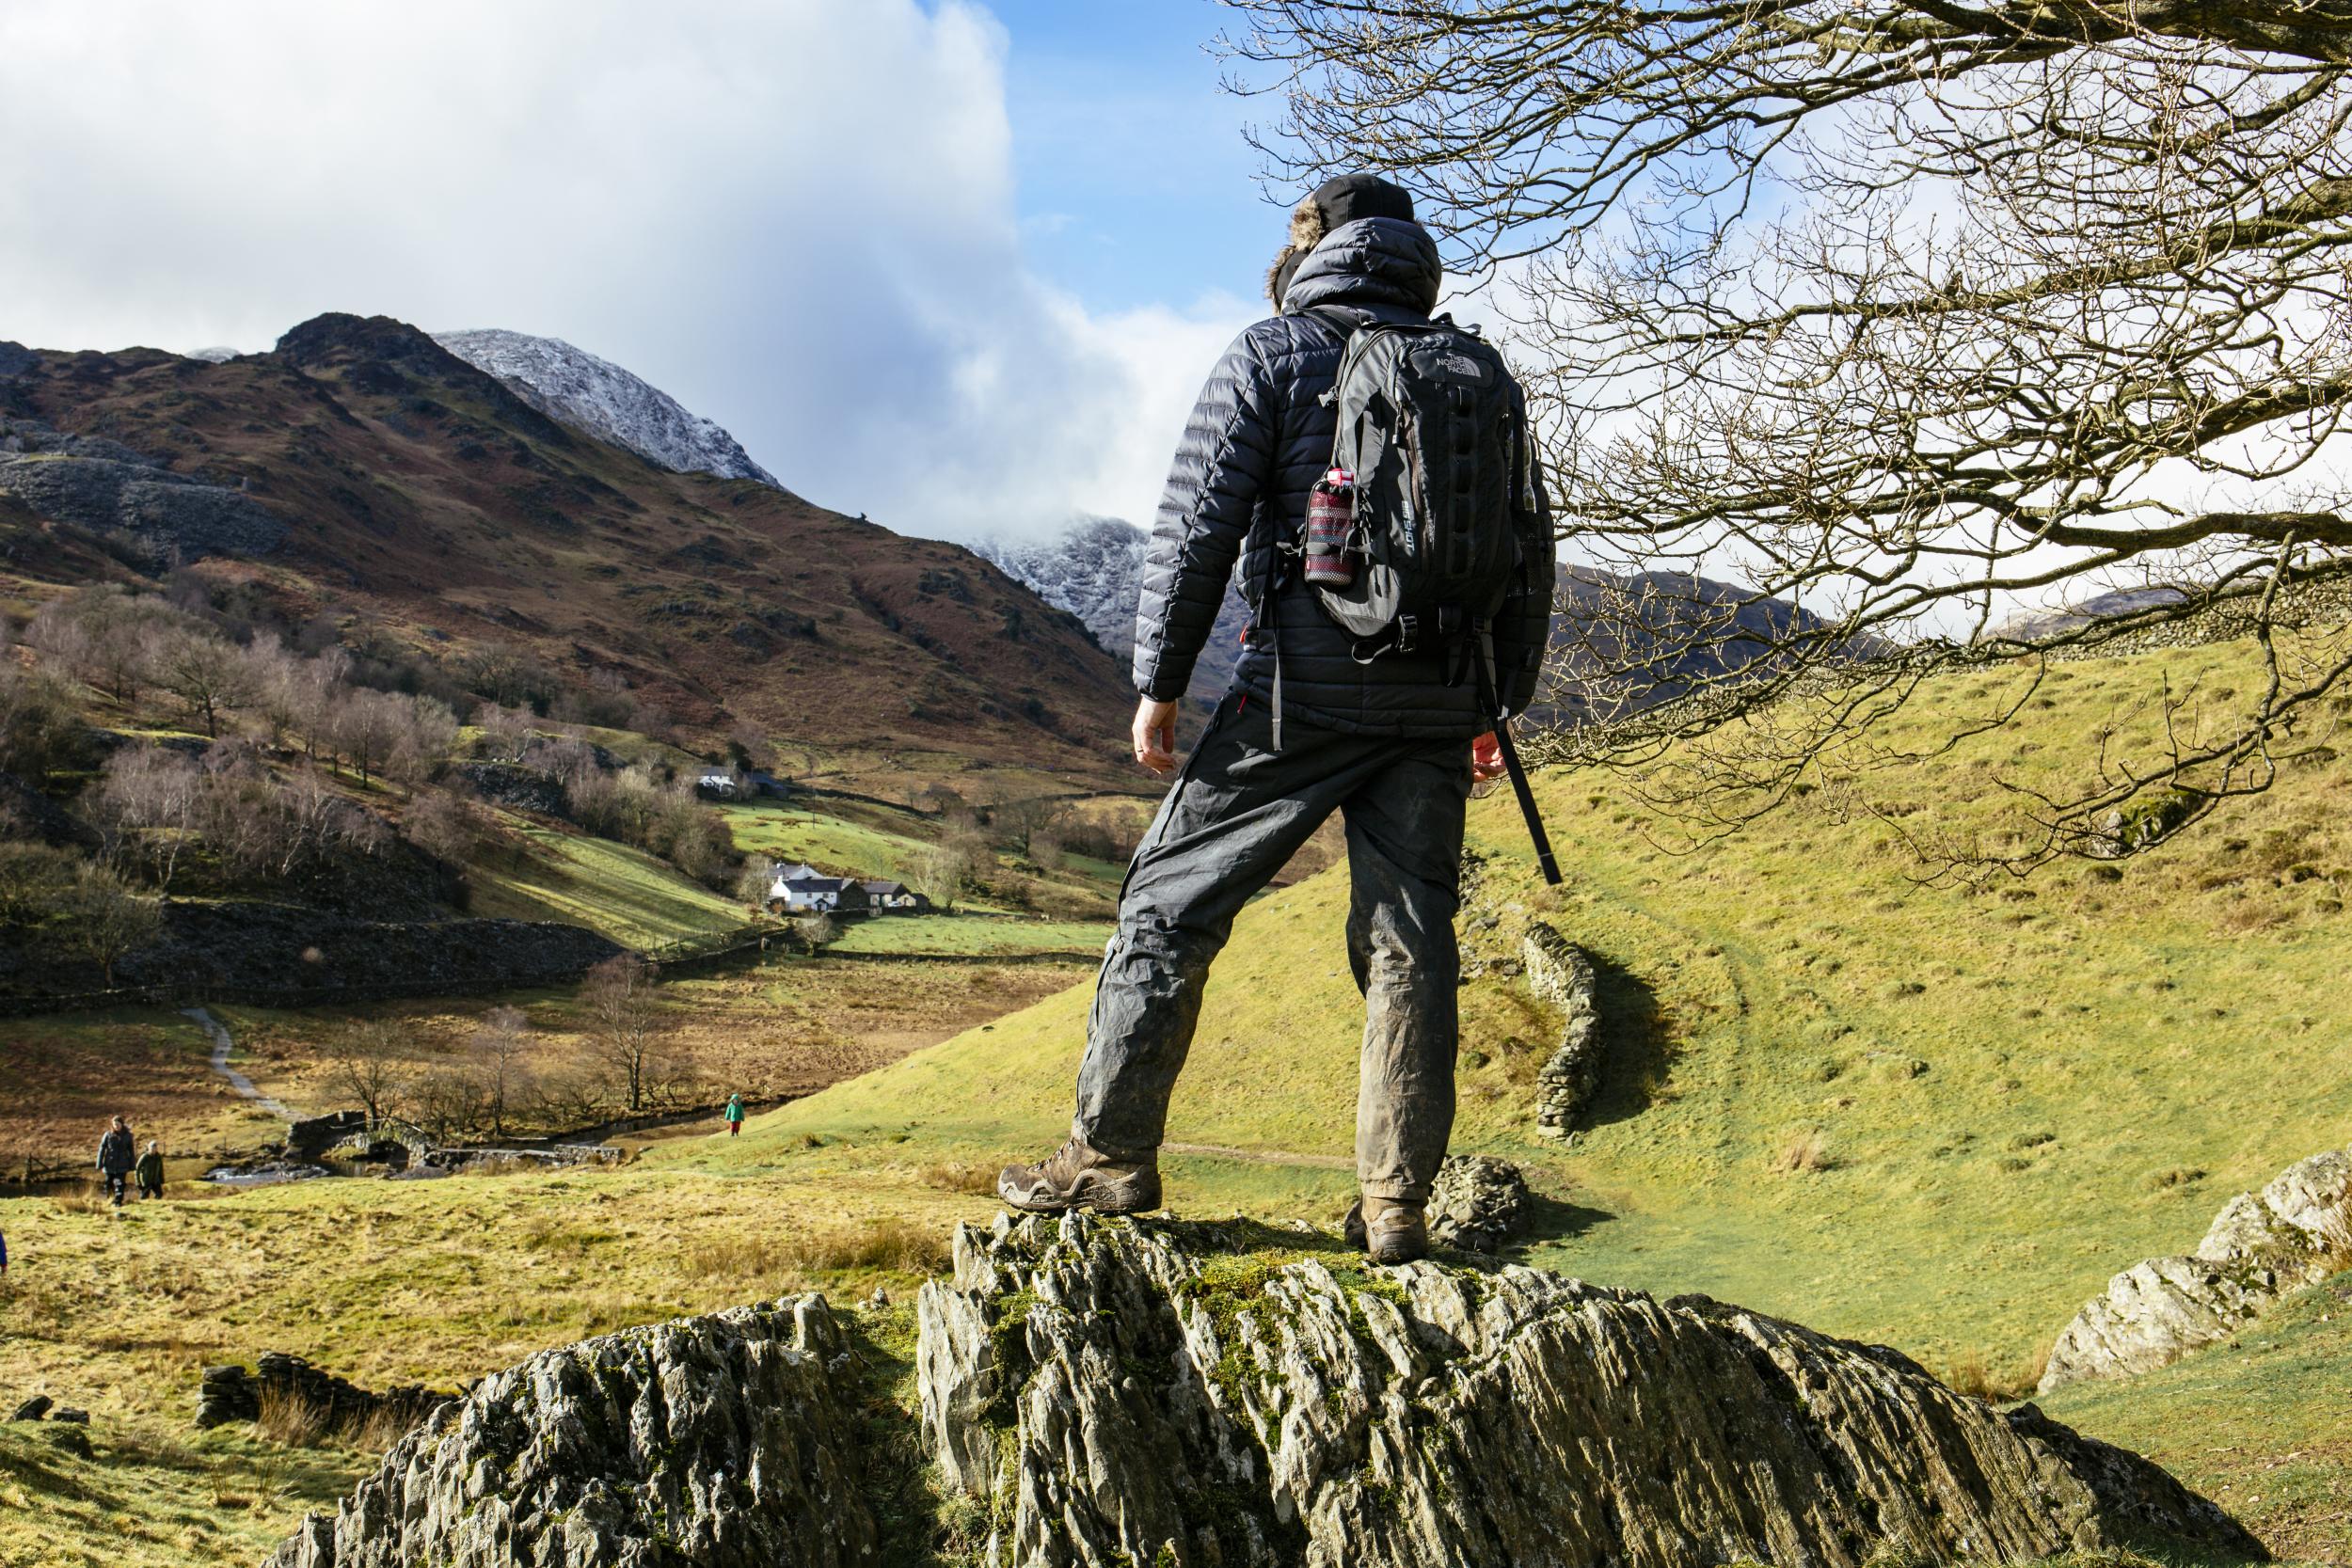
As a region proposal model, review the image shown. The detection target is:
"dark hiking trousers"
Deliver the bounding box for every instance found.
[1073,691,1471,1204]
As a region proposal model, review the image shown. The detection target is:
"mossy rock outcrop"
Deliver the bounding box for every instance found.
[266,1216,2263,1568]
[920,1213,2261,1568]
[264,1296,877,1568]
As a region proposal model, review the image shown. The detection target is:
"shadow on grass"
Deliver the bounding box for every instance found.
[1581,953,1673,1132]
[1513,1189,1614,1250]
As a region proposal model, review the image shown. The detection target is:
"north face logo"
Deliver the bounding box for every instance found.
[1438,354,1489,381]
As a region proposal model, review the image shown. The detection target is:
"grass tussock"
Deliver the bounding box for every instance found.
[251,1386,331,1449]
[679,1216,949,1286]
[1936,1344,2048,1404]
[1773,1129,1838,1175]
[917,1160,999,1196]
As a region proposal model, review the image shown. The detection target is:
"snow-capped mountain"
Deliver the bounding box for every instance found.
[435,328,786,491]
[974,515,1248,705]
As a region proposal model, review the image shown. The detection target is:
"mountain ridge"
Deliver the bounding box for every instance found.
[0,312,1140,787]
[434,327,787,492]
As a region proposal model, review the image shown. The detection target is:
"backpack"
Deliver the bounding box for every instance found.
[1301,308,1538,677]
[1267,307,1563,884]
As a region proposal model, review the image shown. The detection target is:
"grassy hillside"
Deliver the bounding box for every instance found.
[683,631,2352,1390]
[2,313,1142,786]
[468,821,746,947]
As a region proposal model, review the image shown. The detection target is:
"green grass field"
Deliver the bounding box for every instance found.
[689,632,2352,1388]
[721,801,935,882]
[467,822,746,947]
[822,914,1107,957]
[719,796,1136,920]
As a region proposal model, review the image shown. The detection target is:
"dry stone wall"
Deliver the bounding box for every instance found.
[1521,922,1601,1138]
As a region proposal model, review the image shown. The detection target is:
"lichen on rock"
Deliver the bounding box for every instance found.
[2039,1146,2351,1393]
[919,1212,2261,1568]
[264,1294,878,1568]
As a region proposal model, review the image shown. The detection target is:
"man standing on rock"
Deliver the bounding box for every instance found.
[96,1117,136,1208]
[1001,176,1552,1262]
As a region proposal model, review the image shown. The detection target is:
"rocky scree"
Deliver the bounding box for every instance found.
[0,415,286,560]
[919,1212,2260,1568]
[2040,1145,2352,1392]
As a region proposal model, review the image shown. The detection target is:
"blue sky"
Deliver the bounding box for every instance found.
[0,0,1296,540]
[991,0,1277,311]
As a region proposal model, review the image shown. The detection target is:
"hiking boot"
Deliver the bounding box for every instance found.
[1344,1196,1429,1264]
[998,1133,1161,1215]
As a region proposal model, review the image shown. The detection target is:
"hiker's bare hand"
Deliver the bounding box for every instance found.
[1471,731,1506,783]
[1133,698,1179,776]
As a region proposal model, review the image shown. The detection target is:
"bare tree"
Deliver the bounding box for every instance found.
[580,953,665,1113]
[792,911,840,951]
[0,666,87,781]
[329,1019,407,1128]
[25,586,168,703]
[470,1006,532,1138]
[146,626,256,738]
[404,786,485,864]
[93,746,203,894]
[0,842,78,929]
[1227,2,2352,870]
[912,836,981,912]
[61,863,159,985]
[736,854,778,911]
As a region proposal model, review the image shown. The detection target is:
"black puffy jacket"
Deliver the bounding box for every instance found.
[1133,216,1551,738]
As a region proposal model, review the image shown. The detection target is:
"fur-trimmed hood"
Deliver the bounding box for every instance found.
[1274,214,1443,318]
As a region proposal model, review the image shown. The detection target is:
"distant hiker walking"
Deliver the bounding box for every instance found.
[1001,176,1554,1263]
[135,1141,166,1200]
[97,1117,136,1208]
[723,1093,744,1138]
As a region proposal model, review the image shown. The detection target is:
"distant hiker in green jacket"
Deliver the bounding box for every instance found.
[135,1141,165,1200]
[723,1094,744,1137]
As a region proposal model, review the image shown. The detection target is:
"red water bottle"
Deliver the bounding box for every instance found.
[1306,467,1356,587]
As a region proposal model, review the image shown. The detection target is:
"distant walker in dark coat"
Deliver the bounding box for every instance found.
[96,1117,136,1208]
[135,1140,166,1200]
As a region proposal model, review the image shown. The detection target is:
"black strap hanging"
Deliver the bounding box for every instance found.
[1474,628,1563,886]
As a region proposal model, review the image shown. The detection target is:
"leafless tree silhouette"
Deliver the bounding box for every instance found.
[1224,1,2352,870]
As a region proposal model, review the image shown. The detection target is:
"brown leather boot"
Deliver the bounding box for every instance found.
[998,1132,1161,1214]
[1343,1196,1429,1264]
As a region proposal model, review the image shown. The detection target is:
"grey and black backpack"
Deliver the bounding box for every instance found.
[1272,306,1562,881]
[1301,308,1540,670]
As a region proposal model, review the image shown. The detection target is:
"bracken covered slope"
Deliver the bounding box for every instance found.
[0,315,1138,781]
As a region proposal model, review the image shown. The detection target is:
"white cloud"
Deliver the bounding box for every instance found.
[0,0,1254,539]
